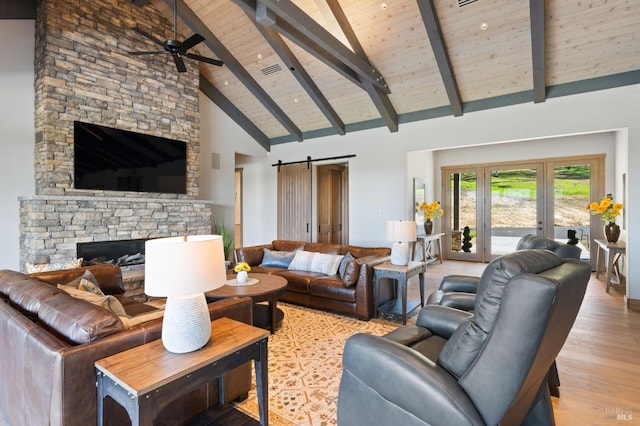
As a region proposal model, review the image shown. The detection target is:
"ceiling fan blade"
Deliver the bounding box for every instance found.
[185,53,223,67]
[173,55,187,73]
[128,51,167,56]
[181,33,205,51]
[132,26,165,47]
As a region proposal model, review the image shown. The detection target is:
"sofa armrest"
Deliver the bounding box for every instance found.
[338,333,484,426]
[439,274,480,293]
[354,255,390,320]
[416,305,473,339]
[234,244,273,266]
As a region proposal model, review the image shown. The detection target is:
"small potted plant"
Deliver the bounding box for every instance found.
[234,261,251,283]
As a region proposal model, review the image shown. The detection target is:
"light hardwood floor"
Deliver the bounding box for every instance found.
[411,259,640,425]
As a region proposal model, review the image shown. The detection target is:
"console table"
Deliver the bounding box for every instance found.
[373,261,426,324]
[95,317,269,425]
[413,232,444,264]
[594,239,626,293]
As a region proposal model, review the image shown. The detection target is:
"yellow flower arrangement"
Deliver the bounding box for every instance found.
[418,201,444,222]
[234,262,251,273]
[587,196,623,223]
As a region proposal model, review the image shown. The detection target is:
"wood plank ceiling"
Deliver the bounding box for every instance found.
[133,0,640,149]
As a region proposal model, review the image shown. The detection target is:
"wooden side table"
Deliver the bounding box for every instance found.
[206,273,287,333]
[413,233,444,264]
[594,239,626,293]
[373,261,426,324]
[95,317,270,425]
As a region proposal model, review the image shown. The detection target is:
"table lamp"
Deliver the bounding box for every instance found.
[387,220,417,266]
[145,235,226,353]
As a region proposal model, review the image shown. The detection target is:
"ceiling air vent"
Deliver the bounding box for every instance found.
[260,63,283,76]
[458,0,479,7]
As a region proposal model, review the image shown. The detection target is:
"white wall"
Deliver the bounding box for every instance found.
[198,92,267,229]
[0,21,36,270]
[200,84,639,302]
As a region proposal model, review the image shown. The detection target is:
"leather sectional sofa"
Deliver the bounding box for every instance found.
[235,240,391,320]
[0,264,252,426]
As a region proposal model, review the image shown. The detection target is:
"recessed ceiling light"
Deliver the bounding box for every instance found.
[294,98,299,103]
[481,22,488,31]
[224,81,229,85]
[380,2,388,10]
[257,53,263,60]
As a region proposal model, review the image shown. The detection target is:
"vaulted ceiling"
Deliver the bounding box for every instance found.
[4,0,640,151]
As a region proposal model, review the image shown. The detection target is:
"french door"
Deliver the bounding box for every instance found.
[443,155,603,264]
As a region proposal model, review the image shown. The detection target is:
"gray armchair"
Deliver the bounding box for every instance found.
[338,250,590,426]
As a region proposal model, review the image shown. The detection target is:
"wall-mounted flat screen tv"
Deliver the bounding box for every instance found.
[74,121,187,194]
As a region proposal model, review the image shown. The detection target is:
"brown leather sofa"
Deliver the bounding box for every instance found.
[0,264,252,426]
[235,240,391,320]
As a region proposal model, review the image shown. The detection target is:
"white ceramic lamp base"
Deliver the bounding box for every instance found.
[390,242,410,266]
[162,293,211,353]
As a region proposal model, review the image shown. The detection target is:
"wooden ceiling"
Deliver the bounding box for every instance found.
[6,0,639,149]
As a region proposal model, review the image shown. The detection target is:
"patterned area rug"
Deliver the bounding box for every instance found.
[234,302,415,425]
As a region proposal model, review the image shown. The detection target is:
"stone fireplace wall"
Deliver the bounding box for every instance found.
[20,0,214,270]
[34,0,200,196]
[20,196,214,271]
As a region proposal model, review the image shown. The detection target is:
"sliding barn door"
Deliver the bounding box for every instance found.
[277,164,312,241]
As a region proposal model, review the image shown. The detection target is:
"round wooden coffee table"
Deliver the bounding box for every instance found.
[205,273,287,333]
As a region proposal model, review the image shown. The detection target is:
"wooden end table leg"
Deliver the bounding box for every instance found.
[268,298,277,333]
[401,276,408,325]
[255,338,269,426]
[419,271,425,307]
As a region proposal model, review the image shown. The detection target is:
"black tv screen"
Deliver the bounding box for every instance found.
[73,121,187,194]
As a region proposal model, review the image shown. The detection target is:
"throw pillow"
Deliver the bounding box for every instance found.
[57,284,127,317]
[26,258,83,274]
[339,252,353,277]
[311,252,344,276]
[119,309,165,330]
[288,251,344,275]
[340,258,360,287]
[260,248,296,268]
[63,270,100,293]
[288,250,315,271]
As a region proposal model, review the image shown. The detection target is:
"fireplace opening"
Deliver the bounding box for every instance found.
[77,239,147,268]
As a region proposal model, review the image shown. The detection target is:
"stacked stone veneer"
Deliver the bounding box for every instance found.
[21,0,212,268]
[34,0,201,196]
[19,196,214,272]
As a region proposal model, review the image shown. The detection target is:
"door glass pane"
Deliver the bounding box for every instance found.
[553,165,591,260]
[449,171,477,254]
[490,168,538,255]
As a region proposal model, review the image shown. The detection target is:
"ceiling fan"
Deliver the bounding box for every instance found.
[128,0,223,73]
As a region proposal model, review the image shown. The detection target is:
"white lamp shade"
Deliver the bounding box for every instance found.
[144,235,226,297]
[386,220,417,242]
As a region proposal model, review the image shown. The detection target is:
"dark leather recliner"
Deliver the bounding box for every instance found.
[338,250,591,426]
[426,234,582,308]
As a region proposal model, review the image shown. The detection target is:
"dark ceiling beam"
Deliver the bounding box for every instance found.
[325,0,397,132]
[234,0,365,90]
[131,0,151,7]
[249,18,346,135]
[158,0,302,141]
[199,75,270,151]
[254,0,391,94]
[416,0,463,117]
[529,0,546,103]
